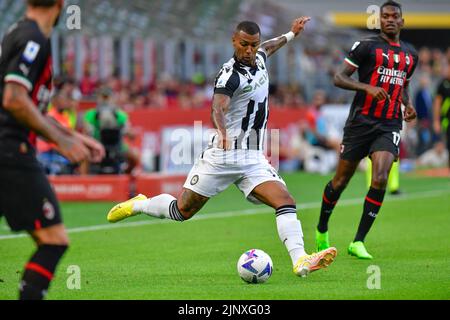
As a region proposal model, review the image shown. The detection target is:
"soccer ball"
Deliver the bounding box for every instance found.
[237,249,273,284]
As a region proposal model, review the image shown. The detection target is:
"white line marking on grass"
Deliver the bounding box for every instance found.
[0,189,448,241]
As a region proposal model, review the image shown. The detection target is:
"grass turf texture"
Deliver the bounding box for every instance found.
[0,172,449,299]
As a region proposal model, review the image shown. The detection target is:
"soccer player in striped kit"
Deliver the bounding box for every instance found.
[108,17,337,277]
[315,1,418,259]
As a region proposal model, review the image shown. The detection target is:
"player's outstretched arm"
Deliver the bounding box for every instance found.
[334,62,390,102]
[259,16,310,58]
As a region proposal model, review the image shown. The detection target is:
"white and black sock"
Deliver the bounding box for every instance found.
[276,205,307,265]
[133,194,185,221]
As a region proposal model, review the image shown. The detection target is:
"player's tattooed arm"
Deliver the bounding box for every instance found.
[260,16,310,58]
[210,93,231,149]
[402,85,417,122]
[259,36,288,58]
[334,62,390,101]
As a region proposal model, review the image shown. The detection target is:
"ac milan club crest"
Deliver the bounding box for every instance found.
[43,199,55,220]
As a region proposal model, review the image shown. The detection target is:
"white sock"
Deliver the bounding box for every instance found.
[132,194,185,221]
[275,206,307,265]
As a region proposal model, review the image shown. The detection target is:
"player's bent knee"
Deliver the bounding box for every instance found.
[273,194,296,209]
[372,172,389,188]
[332,177,350,192]
[284,194,296,206]
[39,234,69,246]
[32,225,70,246]
[36,235,70,246]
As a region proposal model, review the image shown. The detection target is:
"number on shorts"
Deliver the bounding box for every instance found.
[392,132,401,146]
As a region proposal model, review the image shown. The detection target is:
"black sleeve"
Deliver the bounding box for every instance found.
[213,66,240,97]
[4,31,47,92]
[345,40,371,68]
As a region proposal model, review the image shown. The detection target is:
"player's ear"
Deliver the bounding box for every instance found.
[400,18,404,28]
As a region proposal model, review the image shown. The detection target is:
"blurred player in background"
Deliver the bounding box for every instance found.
[107,17,338,278]
[315,1,418,259]
[433,60,450,173]
[0,0,104,299]
[366,157,400,195]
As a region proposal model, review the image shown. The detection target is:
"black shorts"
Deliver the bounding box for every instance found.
[340,121,401,162]
[0,141,62,232]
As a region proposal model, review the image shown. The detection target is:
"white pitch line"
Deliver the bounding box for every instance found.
[0,189,448,241]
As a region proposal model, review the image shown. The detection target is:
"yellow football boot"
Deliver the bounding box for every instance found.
[107,194,147,223]
[293,247,337,277]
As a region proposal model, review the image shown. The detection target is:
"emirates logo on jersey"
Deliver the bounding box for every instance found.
[377,66,407,85]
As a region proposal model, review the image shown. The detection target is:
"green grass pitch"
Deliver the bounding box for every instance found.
[0,172,449,300]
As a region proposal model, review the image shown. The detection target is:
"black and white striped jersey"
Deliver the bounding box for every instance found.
[212,49,269,151]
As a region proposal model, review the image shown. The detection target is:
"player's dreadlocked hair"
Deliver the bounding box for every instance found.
[27,0,57,7]
[381,0,403,16]
[235,21,261,36]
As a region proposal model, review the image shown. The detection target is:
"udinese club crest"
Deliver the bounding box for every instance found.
[190,175,199,185]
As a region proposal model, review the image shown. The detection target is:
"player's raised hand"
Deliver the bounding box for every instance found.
[366,86,390,101]
[403,105,417,122]
[291,16,311,36]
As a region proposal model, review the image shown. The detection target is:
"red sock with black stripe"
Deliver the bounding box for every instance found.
[317,181,342,233]
[354,187,386,242]
[19,244,68,300]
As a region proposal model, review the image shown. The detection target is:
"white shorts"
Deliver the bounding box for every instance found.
[183,148,285,204]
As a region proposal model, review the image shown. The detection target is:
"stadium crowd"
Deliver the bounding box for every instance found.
[37,43,450,176]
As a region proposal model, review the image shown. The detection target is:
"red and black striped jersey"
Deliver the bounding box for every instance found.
[344,35,418,129]
[0,17,53,146]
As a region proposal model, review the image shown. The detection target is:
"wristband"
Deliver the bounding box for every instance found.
[283,31,295,42]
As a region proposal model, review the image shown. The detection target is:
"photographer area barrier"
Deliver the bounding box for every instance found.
[49,174,186,201]
[48,175,131,201]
